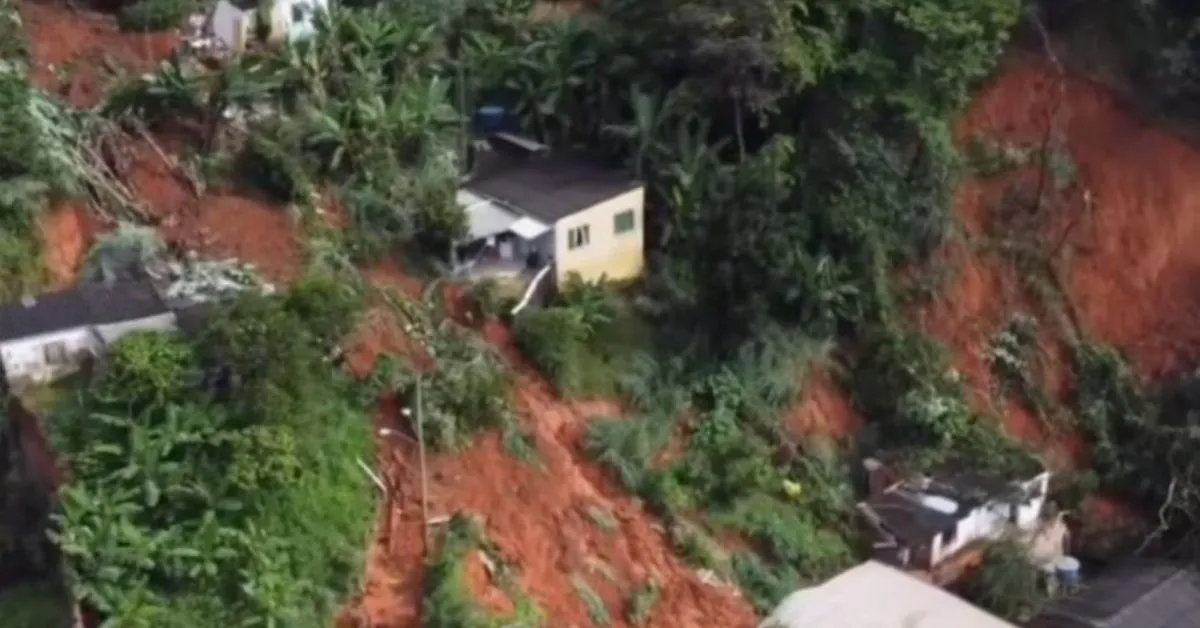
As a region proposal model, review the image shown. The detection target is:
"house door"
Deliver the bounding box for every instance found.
[498,239,514,260]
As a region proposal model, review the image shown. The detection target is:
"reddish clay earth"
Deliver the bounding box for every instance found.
[21,0,180,109]
[341,264,758,627]
[22,5,759,624]
[916,57,1200,467]
[23,0,1199,621]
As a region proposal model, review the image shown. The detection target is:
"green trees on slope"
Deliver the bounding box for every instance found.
[48,277,373,627]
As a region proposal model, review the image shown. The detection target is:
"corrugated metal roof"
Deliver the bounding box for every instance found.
[760,561,1018,628]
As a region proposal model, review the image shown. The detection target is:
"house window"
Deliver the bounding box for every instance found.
[567,224,590,250]
[614,210,635,235]
[43,342,68,365]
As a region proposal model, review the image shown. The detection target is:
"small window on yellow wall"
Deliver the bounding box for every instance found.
[568,224,590,250]
[614,209,635,235]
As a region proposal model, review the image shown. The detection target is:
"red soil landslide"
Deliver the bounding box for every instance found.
[39,203,99,288]
[341,270,757,628]
[786,368,862,440]
[21,0,181,108]
[921,56,1200,467]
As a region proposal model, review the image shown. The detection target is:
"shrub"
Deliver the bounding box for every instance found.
[284,268,364,346]
[116,0,194,32]
[962,539,1045,623]
[239,130,315,205]
[99,331,196,406]
[513,306,590,394]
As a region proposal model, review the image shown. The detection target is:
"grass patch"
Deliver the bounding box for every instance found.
[17,369,90,415]
[585,505,620,533]
[581,333,858,611]
[570,574,611,626]
[626,579,660,626]
[424,514,544,628]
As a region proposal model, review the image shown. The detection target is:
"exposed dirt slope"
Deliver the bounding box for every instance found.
[23,0,303,284]
[340,265,758,628]
[914,56,1200,470]
[20,0,179,108]
[786,369,861,440]
[23,7,757,622]
[40,204,99,288]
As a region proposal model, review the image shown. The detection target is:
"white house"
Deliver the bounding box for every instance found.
[0,280,179,386]
[207,0,328,54]
[760,561,1019,628]
[858,459,1051,572]
[453,133,645,287]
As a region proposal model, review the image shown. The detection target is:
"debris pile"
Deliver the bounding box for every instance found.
[159,252,275,304]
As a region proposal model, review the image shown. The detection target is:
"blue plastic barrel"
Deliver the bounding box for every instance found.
[474,106,508,134]
[1055,555,1082,588]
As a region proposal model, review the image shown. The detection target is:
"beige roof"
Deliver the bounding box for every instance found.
[759,561,1019,628]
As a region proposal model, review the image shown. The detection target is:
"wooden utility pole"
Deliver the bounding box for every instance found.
[415,375,430,551]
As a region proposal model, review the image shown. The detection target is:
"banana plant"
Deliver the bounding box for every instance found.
[506,18,595,144]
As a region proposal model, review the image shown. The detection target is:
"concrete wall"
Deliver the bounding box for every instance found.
[931,471,1051,566]
[0,327,98,386]
[94,313,178,346]
[210,0,252,52]
[553,186,645,283]
[0,314,178,386]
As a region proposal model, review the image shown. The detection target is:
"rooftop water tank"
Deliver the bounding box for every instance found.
[1055,555,1082,588]
[474,106,511,135]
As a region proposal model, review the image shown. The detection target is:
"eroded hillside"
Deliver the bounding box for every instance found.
[15,0,1200,624]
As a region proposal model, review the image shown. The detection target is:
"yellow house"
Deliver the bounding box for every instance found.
[454,134,645,286]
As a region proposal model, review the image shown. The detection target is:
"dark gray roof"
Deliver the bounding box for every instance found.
[0,280,169,342]
[0,289,92,342]
[465,152,641,224]
[78,281,169,324]
[861,490,960,542]
[1027,562,1200,628]
[861,466,1045,544]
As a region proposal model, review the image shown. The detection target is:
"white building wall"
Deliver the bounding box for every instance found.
[1015,472,1050,528]
[209,0,251,51]
[94,313,179,346]
[0,327,99,384]
[930,472,1051,566]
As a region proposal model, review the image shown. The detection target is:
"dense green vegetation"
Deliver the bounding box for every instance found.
[46,277,373,627]
[0,0,63,298]
[5,0,1200,624]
